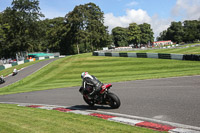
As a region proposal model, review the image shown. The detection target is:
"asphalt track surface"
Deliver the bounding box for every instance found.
[0,58,58,88]
[0,58,200,128]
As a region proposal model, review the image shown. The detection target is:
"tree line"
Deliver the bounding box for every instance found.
[1,0,198,59]
[0,0,156,59]
[0,0,112,58]
[157,20,200,43]
[112,23,154,48]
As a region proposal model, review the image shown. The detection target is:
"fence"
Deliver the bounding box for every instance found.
[93,51,200,61]
[0,55,65,71]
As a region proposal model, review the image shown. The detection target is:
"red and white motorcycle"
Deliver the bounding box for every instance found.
[79,84,121,109]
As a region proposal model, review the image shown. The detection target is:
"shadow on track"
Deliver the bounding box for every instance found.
[67,105,115,110]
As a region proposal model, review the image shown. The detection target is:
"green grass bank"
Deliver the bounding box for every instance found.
[0,104,160,133]
[1,53,200,95]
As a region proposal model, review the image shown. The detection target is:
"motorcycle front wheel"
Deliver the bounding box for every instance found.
[83,96,95,106]
[107,93,121,109]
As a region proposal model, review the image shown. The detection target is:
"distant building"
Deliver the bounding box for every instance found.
[153,40,173,47]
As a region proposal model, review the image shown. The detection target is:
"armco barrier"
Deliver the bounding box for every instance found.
[39,57,45,60]
[0,65,5,71]
[112,53,119,57]
[11,62,18,66]
[49,56,55,59]
[0,55,65,71]
[147,53,158,59]
[93,51,200,61]
[137,53,147,58]
[119,53,128,57]
[127,53,137,57]
[183,54,200,61]
[105,53,112,56]
[171,54,183,60]
[17,61,24,65]
[24,60,30,63]
[158,53,171,59]
[4,64,12,69]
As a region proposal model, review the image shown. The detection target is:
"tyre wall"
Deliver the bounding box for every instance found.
[92,51,200,61]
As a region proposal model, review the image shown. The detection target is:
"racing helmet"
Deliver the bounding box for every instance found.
[81,72,88,79]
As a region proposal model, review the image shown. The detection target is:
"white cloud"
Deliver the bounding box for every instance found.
[126,1,138,7]
[104,9,150,30]
[104,0,200,40]
[171,0,200,20]
[104,9,172,39]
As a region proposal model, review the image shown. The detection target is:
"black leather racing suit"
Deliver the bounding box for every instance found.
[81,75,103,96]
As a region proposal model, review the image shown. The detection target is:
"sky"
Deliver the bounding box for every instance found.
[1,0,200,38]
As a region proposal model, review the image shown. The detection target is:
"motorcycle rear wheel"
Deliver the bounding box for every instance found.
[83,96,95,106]
[0,79,5,84]
[107,93,121,109]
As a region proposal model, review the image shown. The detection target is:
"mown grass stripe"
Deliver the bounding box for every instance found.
[0,104,157,133]
[1,53,200,95]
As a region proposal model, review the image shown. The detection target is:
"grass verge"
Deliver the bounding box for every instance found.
[1,53,200,95]
[0,104,161,133]
[0,59,50,77]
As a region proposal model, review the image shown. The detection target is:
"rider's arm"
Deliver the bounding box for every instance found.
[81,80,85,88]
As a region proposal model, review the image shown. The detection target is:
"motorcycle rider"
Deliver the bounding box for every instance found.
[80,72,103,98]
[0,75,5,83]
[13,68,18,75]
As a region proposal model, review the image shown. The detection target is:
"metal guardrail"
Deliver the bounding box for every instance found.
[0,55,65,71]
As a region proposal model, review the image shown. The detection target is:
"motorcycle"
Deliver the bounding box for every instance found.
[12,69,18,76]
[12,72,18,76]
[79,84,121,109]
[0,76,5,84]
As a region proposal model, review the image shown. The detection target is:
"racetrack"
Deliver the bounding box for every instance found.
[0,58,58,88]
[0,59,200,128]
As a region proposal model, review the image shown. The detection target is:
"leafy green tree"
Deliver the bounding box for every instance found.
[166,21,184,43]
[157,20,200,43]
[39,17,71,55]
[1,0,44,57]
[85,3,109,50]
[157,30,167,41]
[128,23,141,47]
[0,13,11,58]
[112,27,128,47]
[139,23,154,45]
[65,2,109,54]
[197,20,200,41]
[183,20,199,42]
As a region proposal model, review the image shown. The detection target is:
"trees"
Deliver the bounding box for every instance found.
[0,1,156,57]
[0,13,11,58]
[39,17,71,55]
[112,27,128,47]
[111,23,154,48]
[183,20,199,42]
[128,23,141,47]
[1,1,111,57]
[0,0,44,58]
[65,3,110,54]
[165,21,184,43]
[157,30,167,41]
[157,20,200,43]
[139,23,154,45]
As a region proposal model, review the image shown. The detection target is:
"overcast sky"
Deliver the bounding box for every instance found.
[1,0,200,38]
